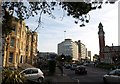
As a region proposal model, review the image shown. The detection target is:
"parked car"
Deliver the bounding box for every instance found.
[103,69,120,84]
[75,65,87,75]
[19,68,44,83]
[64,64,71,69]
[83,63,89,66]
[111,66,120,70]
[70,64,77,70]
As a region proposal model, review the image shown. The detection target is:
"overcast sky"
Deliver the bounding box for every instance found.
[25,2,118,56]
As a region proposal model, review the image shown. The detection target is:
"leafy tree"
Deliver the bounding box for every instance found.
[2,10,15,37]
[2,0,118,36]
[65,56,72,63]
[48,60,56,75]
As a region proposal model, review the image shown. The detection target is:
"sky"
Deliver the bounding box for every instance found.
[25,2,119,56]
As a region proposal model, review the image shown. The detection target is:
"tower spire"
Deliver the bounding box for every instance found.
[98,22,103,28]
[98,22,105,61]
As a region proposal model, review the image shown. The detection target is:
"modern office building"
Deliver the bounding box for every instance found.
[58,39,79,61]
[88,51,91,61]
[75,40,87,62]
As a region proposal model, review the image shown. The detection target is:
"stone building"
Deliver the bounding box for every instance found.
[3,17,38,68]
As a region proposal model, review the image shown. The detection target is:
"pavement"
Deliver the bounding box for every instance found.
[43,67,77,84]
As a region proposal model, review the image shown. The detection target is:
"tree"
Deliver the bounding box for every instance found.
[2,0,118,35]
[2,10,15,37]
[65,56,72,63]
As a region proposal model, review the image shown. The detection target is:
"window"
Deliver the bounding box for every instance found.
[12,26,16,32]
[20,56,23,63]
[31,69,38,74]
[116,70,120,75]
[10,37,14,47]
[26,46,28,51]
[9,52,13,63]
[25,56,28,63]
[109,70,116,75]
[23,69,31,74]
[12,28,15,32]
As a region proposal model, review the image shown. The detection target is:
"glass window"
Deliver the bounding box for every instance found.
[31,69,38,74]
[23,70,31,74]
[12,26,16,32]
[9,52,13,63]
[26,46,28,51]
[25,56,27,63]
[116,70,120,75]
[10,37,14,47]
[12,28,15,32]
[20,56,23,63]
[109,70,116,75]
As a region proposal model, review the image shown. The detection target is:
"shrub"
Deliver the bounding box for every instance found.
[2,68,25,84]
[96,63,115,70]
[48,60,56,75]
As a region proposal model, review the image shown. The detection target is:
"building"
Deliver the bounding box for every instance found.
[102,45,120,64]
[98,22,105,62]
[93,54,99,62]
[88,51,91,61]
[38,52,57,60]
[98,22,120,64]
[75,40,87,62]
[3,17,38,68]
[58,39,79,61]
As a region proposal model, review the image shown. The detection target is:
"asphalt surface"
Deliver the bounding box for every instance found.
[63,65,109,84]
[0,65,109,84]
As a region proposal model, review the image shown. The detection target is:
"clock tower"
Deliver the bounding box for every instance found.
[98,22,105,61]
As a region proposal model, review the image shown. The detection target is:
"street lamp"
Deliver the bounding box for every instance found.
[61,54,65,62]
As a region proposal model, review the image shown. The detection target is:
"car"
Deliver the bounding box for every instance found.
[111,66,120,70]
[64,64,71,69]
[103,69,120,84]
[19,68,44,83]
[70,64,77,70]
[75,65,87,75]
[83,63,89,66]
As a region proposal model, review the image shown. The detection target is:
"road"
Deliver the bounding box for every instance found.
[63,65,109,84]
